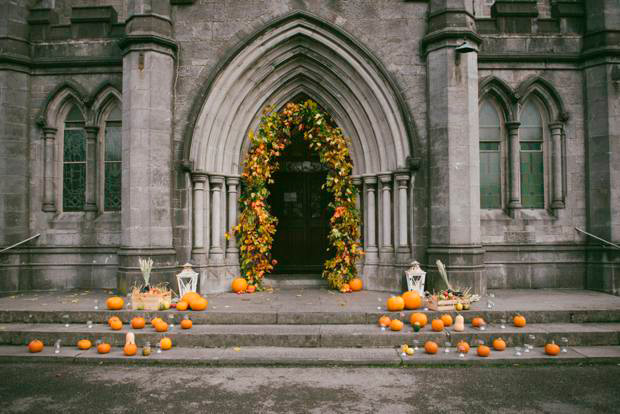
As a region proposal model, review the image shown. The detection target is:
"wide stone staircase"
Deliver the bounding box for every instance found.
[0,288,619,366]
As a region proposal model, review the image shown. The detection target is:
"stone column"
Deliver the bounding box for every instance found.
[549,122,565,209]
[84,126,98,211]
[42,127,57,212]
[209,175,225,260]
[395,173,409,248]
[363,175,378,263]
[191,172,207,251]
[352,176,363,240]
[379,173,393,251]
[226,176,239,263]
[506,121,521,209]
[423,0,485,294]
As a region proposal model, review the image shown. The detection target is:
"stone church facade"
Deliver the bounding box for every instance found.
[0,0,618,295]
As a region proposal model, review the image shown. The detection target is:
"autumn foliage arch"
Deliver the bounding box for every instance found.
[233,100,363,289]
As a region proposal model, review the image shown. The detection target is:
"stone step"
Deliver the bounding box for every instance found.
[2,307,619,325]
[262,274,329,288]
[2,322,619,348]
[1,345,620,367]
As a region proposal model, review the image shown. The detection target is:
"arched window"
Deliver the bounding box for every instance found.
[479,100,503,209]
[62,105,86,211]
[103,104,121,210]
[519,101,544,208]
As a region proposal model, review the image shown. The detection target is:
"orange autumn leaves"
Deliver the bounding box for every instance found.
[234,100,363,289]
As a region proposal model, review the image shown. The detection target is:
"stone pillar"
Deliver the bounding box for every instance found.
[422,0,485,294]
[363,175,378,262]
[379,173,393,251]
[549,122,565,209]
[583,0,620,295]
[116,0,177,293]
[42,127,57,212]
[506,122,521,209]
[209,175,225,260]
[191,172,207,259]
[84,126,98,211]
[226,176,239,262]
[395,173,409,248]
[352,176,363,239]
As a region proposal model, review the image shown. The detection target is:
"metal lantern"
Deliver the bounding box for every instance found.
[405,260,426,295]
[176,263,198,298]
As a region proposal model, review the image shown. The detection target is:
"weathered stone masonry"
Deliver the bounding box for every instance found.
[0,0,618,295]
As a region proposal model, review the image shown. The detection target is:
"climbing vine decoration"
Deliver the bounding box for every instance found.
[232,100,363,290]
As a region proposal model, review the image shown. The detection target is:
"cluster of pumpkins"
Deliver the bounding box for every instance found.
[175,291,208,312]
[420,339,562,357]
[338,278,363,294]
[380,312,528,332]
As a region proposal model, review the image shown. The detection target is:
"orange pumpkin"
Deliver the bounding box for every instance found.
[28,339,44,353]
[97,343,111,354]
[425,341,439,354]
[493,338,506,351]
[472,317,485,328]
[151,317,163,327]
[386,296,405,312]
[109,319,123,331]
[457,340,470,354]
[545,343,561,356]
[160,337,172,350]
[190,297,208,311]
[402,291,423,310]
[181,319,193,329]
[181,292,201,304]
[477,345,491,357]
[154,321,169,332]
[106,296,124,310]
[231,278,248,293]
[440,314,453,327]
[176,301,189,311]
[431,319,444,332]
[514,315,526,327]
[131,317,145,329]
[77,339,92,350]
[378,315,392,327]
[246,285,256,293]
[390,319,404,331]
[410,312,428,328]
[349,278,363,292]
[124,343,137,356]
[108,316,121,326]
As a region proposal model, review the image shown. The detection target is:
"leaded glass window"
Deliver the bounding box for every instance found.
[520,101,544,208]
[479,101,502,209]
[63,105,86,211]
[104,105,121,210]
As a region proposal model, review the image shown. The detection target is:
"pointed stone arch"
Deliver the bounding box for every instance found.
[43,82,88,128]
[91,83,122,125]
[517,76,569,123]
[479,76,517,122]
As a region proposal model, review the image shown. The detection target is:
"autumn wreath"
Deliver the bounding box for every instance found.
[232,100,363,290]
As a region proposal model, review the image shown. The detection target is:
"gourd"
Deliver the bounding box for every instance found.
[190,297,208,311]
[231,278,248,293]
[378,315,391,327]
[131,317,145,329]
[77,339,92,350]
[409,312,428,328]
[339,283,351,293]
[545,342,560,356]
[106,297,124,310]
[28,339,44,353]
[402,291,422,310]
[493,338,506,351]
[390,319,404,331]
[124,332,137,356]
[514,315,526,327]
[453,314,465,332]
[349,278,363,292]
[386,296,405,312]
[440,314,453,327]
[424,341,438,354]
[431,319,444,332]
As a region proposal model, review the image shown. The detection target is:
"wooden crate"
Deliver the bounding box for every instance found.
[131,291,172,311]
[427,296,470,311]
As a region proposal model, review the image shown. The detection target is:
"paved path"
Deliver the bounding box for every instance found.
[0,362,619,413]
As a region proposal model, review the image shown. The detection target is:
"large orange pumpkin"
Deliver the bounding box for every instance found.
[402,291,423,310]
[349,278,363,292]
[410,312,428,328]
[477,345,491,357]
[378,315,392,327]
[514,315,526,327]
[431,319,444,332]
[493,338,506,351]
[440,314,453,327]
[386,296,405,312]
[109,319,123,331]
[390,319,404,331]
[131,317,145,329]
[154,321,169,332]
[181,319,193,329]
[190,297,208,311]
[97,343,111,354]
[545,342,560,356]
[425,341,439,354]
[176,300,189,311]
[77,339,92,350]
[231,278,248,293]
[28,339,44,353]
[181,291,201,304]
[106,296,124,310]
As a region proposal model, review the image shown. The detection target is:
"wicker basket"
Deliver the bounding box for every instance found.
[427,296,471,311]
[131,291,172,311]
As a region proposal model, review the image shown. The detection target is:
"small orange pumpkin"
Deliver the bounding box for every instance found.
[160,337,172,350]
[545,342,561,356]
[190,297,208,311]
[378,315,392,327]
[471,317,485,328]
[457,340,470,354]
[493,338,506,351]
[431,319,444,332]
[349,278,363,292]
[477,345,491,357]
[246,285,256,293]
[440,314,453,327]
[77,339,92,350]
[181,319,193,329]
[106,296,124,310]
[410,312,428,328]
[425,341,439,354]
[386,296,405,312]
[28,339,44,353]
[109,319,123,331]
[514,315,527,327]
[231,278,248,293]
[176,301,189,311]
[181,292,201,304]
[390,319,404,331]
[108,316,121,326]
[402,291,423,310]
[154,321,169,332]
[124,332,137,356]
[131,317,145,329]
[97,343,111,354]
[151,317,163,327]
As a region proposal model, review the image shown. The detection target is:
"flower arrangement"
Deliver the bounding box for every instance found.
[233,100,363,290]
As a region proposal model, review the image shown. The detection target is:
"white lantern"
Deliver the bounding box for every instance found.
[405,261,426,295]
[176,263,198,297]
